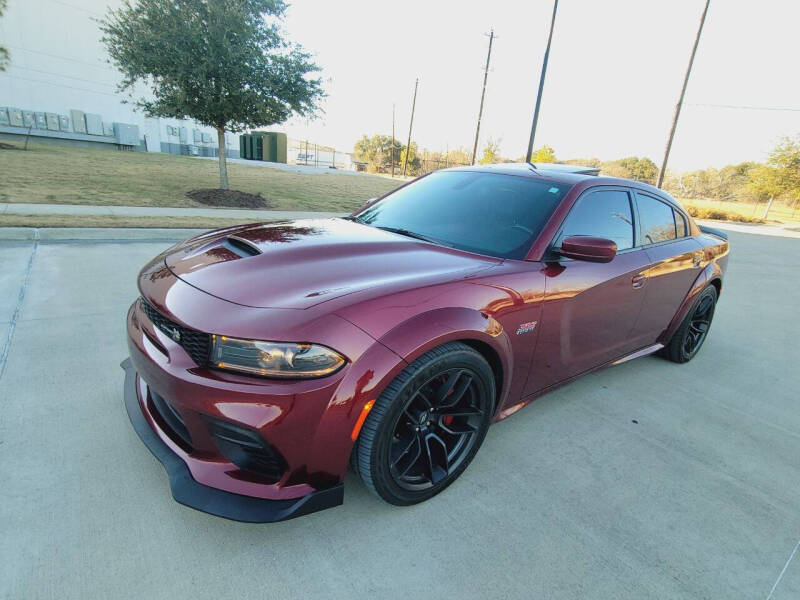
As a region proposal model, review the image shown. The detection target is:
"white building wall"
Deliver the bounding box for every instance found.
[0,0,239,155]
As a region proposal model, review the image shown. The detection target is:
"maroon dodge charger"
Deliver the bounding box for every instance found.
[123,163,729,522]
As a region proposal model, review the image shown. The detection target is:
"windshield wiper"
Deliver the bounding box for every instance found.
[341,215,363,223]
[375,226,449,246]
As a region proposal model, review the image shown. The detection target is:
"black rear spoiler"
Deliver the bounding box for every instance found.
[699,224,728,240]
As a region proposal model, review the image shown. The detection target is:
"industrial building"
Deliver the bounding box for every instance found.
[0,0,244,157]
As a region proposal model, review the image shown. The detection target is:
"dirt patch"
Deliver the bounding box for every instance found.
[186,188,271,209]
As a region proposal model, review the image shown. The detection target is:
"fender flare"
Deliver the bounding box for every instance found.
[307,308,514,481]
[376,307,514,413]
[660,261,722,344]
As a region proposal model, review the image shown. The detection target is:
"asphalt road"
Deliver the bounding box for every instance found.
[1,228,798,599]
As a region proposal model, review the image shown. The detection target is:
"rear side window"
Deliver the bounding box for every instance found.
[555,189,634,250]
[638,194,677,244]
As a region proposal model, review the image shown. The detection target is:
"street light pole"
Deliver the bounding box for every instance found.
[525,0,558,163]
[402,78,419,177]
[471,29,495,165]
[657,0,711,188]
[391,103,396,178]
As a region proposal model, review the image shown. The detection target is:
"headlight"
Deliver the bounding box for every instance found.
[210,335,346,379]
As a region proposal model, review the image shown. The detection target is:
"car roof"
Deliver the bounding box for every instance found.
[441,162,673,199]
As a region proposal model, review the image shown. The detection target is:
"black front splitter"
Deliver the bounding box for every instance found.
[121,358,343,523]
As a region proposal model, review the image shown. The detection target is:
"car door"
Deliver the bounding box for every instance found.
[628,192,703,343]
[525,188,651,396]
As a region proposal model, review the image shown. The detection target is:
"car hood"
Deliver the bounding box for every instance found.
[163,219,499,309]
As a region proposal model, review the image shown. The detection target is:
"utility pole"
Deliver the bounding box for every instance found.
[391,103,396,178]
[657,0,711,188]
[403,78,419,177]
[525,0,559,163]
[471,29,495,165]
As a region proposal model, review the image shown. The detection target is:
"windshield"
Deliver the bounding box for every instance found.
[354,171,571,259]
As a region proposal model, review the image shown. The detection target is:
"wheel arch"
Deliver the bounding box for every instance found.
[660,262,721,345]
[376,307,514,417]
[708,276,722,297]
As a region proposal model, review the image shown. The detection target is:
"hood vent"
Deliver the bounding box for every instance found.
[222,236,262,258]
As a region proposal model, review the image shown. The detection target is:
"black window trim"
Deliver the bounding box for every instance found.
[632,190,692,248]
[546,185,638,260]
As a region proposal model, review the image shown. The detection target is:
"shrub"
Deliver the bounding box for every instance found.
[684,205,764,223]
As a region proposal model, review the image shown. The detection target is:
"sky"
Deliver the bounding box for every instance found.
[280,0,800,171]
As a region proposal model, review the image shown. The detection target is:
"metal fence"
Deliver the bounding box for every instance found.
[287,138,355,170]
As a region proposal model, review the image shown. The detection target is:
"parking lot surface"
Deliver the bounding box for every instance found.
[1,228,799,599]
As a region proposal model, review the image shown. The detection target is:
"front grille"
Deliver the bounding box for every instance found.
[139,298,210,366]
[149,389,193,451]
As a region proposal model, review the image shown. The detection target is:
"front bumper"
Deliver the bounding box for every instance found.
[122,358,343,522]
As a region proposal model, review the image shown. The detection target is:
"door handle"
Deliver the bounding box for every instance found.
[632,273,647,289]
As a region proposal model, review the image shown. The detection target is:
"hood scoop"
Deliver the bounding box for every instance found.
[222,236,262,258]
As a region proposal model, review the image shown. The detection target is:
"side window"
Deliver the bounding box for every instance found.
[638,194,677,244]
[555,190,634,250]
[674,209,687,237]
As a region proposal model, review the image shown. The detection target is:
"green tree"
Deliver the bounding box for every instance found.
[353,134,402,174]
[530,145,556,163]
[765,135,800,207]
[443,147,472,166]
[601,156,658,184]
[479,138,502,164]
[564,157,601,168]
[0,0,9,72]
[400,142,421,176]
[100,0,323,189]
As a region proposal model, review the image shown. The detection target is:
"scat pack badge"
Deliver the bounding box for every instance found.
[515,321,538,335]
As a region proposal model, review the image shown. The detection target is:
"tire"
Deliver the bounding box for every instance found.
[663,285,718,363]
[352,342,495,505]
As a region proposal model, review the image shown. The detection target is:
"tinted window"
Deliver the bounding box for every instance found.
[638,195,677,244]
[674,209,687,237]
[555,190,634,250]
[356,171,570,259]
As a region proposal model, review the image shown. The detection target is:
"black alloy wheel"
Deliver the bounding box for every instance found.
[664,285,718,363]
[388,368,484,491]
[352,342,495,505]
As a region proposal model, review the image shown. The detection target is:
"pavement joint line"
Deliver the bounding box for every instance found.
[0,229,39,381]
[766,539,800,600]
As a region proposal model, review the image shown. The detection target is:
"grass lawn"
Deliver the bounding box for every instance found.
[679,197,800,224]
[0,143,402,212]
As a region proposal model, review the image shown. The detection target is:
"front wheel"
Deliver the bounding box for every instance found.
[664,285,718,363]
[352,342,495,505]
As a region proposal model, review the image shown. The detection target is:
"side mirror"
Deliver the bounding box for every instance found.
[559,236,617,263]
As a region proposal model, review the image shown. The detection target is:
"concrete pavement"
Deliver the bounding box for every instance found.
[1,229,799,599]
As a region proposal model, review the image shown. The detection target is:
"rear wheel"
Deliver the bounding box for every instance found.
[664,285,717,363]
[352,342,495,505]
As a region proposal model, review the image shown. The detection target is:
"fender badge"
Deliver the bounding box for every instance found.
[516,321,538,335]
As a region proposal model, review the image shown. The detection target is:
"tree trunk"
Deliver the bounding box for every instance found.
[762,195,774,220]
[217,126,229,190]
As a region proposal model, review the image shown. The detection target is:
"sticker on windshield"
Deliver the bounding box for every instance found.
[548,187,559,193]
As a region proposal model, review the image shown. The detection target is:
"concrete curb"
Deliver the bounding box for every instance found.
[1,202,348,220]
[0,227,206,242]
